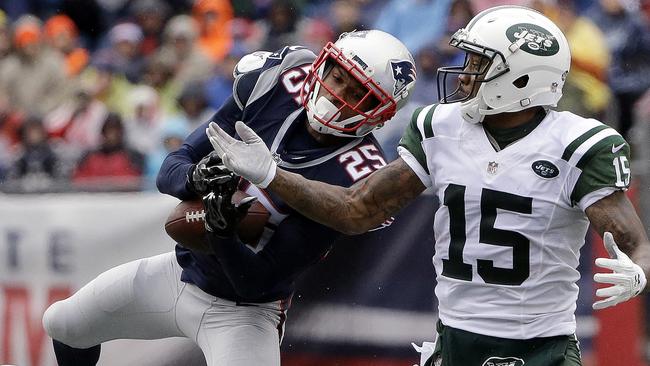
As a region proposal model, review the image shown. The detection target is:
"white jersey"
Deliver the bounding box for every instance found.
[398,103,631,339]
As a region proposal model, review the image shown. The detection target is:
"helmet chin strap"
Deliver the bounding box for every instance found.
[314,96,342,121]
[460,97,485,124]
[307,96,341,131]
[306,95,368,137]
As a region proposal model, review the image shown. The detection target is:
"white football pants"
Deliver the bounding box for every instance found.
[42,252,286,366]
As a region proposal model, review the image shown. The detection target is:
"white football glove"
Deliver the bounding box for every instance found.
[593,231,647,310]
[206,121,277,188]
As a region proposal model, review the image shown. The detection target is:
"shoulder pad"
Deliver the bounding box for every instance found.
[233,51,273,77]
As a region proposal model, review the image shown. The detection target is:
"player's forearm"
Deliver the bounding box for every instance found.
[587,191,650,285]
[157,150,196,200]
[269,158,426,235]
[269,169,380,235]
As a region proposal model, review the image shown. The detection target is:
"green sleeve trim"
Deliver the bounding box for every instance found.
[423,105,436,138]
[399,106,429,174]
[570,137,631,204]
[575,135,626,169]
[561,125,609,161]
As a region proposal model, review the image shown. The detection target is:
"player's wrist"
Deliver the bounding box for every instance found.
[632,262,647,295]
[256,160,277,189]
[186,164,201,194]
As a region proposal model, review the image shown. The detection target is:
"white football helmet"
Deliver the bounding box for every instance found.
[437,6,571,123]
[301,30,416,137]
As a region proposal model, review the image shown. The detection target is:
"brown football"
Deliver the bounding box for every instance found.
[165,191,270,251]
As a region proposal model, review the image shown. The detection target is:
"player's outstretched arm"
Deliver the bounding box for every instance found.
[270,158,426,234]
[207,121,426,235]
[586,191,650,308]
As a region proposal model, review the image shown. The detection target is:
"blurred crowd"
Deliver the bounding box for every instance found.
[0,0,649,192]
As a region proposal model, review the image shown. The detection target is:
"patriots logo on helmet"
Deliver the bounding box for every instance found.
[390,60,416,97]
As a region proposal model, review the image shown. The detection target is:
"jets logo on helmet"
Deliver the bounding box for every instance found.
[506,23,559,56]
[390,60,416,97]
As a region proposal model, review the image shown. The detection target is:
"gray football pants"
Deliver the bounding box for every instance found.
[42,251,286,366]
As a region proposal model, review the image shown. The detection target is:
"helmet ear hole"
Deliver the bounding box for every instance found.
[513,75,529,89]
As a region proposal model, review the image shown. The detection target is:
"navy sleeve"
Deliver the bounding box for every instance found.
[156,96,242,200]
[233,69,260,109]
[208,214,338,300]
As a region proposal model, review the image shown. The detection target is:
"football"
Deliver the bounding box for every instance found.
[164,191,270,251]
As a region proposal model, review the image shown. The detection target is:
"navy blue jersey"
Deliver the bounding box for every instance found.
[157,46,388,304]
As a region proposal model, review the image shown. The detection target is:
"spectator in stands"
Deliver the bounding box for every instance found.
[0,95,14,179]
[328,0,365,35]
[259,0,301,51]
[586,0,650,138]
[59,0,106,49]
[446,0,475,37]
[170,81,215,130]
[535,0,612,119]
[0,10,10,59]
[434,0,474,67]
[297,18,334,53]
[44,14,89,76]
[204,50,240,110]
[643,0,650,22]
[72,113,144,191]
[0,93,24,148]
[44,86,108,153]
[93,22,145,83]
[143,118,189,189]
[129,0,171,56]
[410,44,442,105]
[157,14,213,92]
[374,0,453,56]
[193,0,234,62]
[0,15,70,118]
[228,17,264,54]
[78,60,135,118]
[123,85,164,156]
[5,117,63,192]
[141,52,179,115]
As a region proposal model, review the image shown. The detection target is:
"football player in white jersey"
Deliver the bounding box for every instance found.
[206,5,650,366]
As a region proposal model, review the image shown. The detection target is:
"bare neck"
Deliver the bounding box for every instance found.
[482,107,543,129]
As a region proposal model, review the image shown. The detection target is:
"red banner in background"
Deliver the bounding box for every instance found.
[1,286,70,366]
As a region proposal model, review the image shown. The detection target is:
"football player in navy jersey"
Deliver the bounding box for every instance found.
[42,30,416,366]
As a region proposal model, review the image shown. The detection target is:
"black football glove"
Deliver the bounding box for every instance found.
[202,188,257,238]
[187,151,237,195]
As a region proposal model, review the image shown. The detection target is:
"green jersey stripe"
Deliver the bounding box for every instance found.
[415,104,436,139]
[561,125,609,161]
[567,128,619,167]
[423,105,436,138]
[576,135,626,170]
[412,106,425,135]
[398,106,430,174]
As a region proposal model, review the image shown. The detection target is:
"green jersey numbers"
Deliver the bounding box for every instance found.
[442,184,532,286]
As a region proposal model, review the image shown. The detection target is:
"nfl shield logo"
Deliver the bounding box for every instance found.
[487,161,499,174]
